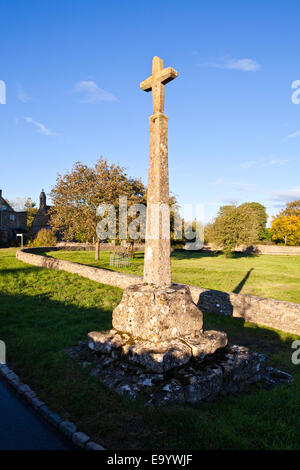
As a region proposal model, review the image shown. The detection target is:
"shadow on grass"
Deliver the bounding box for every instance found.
[233,268,254,294]
[203,311,297,363]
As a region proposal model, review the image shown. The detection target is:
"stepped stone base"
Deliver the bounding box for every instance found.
[88,328,227,373]
[66,341,293,405]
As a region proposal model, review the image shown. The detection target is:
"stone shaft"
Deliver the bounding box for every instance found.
[144,113,171,286]
[141,56,177,288]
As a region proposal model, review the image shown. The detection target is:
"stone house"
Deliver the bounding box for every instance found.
[0,189,27,243]
[32,189,51,234]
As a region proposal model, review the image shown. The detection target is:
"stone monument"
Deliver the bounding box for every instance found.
[89,56,227,370]
[80,57,292,404]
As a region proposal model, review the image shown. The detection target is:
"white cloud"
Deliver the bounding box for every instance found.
[224,58,260,72]
[73,81,117,103]
[201,57,260,72]
[17,85,30,103]
[24,117,55,136]
[287,129,300,139]
[210,177,224,186]
[241,159,290,169]
[230,182,256,192]
[270,159,290,166]
[270,187,300,202]
[240,160,257,169]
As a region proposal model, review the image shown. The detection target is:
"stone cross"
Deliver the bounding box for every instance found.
[140,56,177,287]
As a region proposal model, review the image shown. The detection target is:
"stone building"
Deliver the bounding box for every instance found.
[32,189,51,234]
[0,189,27,243]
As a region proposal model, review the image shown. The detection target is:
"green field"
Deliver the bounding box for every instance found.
[0,247,299,450]
[46,249,300,304]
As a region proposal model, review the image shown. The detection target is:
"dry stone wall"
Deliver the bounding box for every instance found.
[16,246,300,336]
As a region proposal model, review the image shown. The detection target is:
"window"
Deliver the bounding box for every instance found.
[9,214,15,221]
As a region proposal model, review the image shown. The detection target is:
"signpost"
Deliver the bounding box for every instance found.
[16,233,24,249]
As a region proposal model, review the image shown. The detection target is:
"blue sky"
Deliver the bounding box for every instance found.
[1,0,300,224]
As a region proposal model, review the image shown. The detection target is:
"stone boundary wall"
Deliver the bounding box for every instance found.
[16,246,300,336]
[56,242,145,251]
[203,243,300,255]
[251,245,300,255]
[16,247,140,290]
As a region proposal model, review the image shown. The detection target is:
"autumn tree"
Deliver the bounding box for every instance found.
[24,198,38,233]
[280,200,300,218]
[238,202,268,240]
[271,200,300,245]
[32,228,57,247]
[208,204,261,256]
[49,157,146,242]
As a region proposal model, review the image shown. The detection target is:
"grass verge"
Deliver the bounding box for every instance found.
[46,249,300,304]
[0,248,299,449]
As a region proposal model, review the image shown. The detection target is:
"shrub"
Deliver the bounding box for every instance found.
[32,229,57,247]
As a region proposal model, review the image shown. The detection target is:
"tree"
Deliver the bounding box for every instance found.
[238,202,267,240]
[217,205,236,218]
[280,200,300,218]
[49,157,146,242]
[271,201,300,245]
[208,204,261,256]
[32,229,57,247]
[24,198,38,233]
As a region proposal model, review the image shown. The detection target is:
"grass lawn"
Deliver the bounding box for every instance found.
[0,247,299,450]
[46,249,300,304]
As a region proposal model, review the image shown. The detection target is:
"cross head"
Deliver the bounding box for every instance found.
[140,56,177,114]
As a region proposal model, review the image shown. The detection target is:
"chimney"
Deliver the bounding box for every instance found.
[0,190,2,198]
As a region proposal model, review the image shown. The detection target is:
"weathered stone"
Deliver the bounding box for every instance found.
[85,441,105,451]
[66,341,293,405]
[31,397,45,409]
[113,283,203,343]
[220,345,266,391]
[17,383,32,395]
[124,338,192,372]
[115,383,142,400]
[88,330,130,353]
[262,367,293,388]
[72,432,90,448]
[47,412,63,427]
[24,390,37,400]
[140,56,177,287]
[185,366,223,403]
[59,420,77,437]
[39,405,52,420]
[181,330,227,361]
[137,373,162,387]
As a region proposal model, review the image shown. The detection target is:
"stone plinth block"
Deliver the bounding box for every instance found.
[181,330,228,361]
[112,283,203,343]
[88,330,130,354]
[123,339,192,372]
